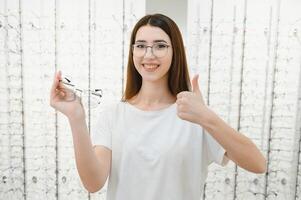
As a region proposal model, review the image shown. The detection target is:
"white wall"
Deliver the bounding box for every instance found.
[0,0,301,200]
[146,0,187,43]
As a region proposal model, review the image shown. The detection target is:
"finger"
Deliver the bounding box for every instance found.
[57,73,72,91]
[51,71,69,99]
[177,111,189,120]
[176,91,190,99]
[55,70,61,83]
[191,74,201,94]
[176,97,187,105]
[51,71,60,95]
[176,98,182,105]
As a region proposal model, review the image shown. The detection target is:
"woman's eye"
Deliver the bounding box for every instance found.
[136,44,146,48]
[156,44,167,49]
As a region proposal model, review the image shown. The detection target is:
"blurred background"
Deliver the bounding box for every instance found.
[0,0,301,199]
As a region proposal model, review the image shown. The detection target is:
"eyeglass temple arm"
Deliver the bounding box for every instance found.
[59,77,75,87]
[59,78,103,98]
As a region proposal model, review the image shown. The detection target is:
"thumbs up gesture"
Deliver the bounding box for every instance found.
[176,74,209,125]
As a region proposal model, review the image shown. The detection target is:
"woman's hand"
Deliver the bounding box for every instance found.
[50,71,85,121]
[176,74,211,125]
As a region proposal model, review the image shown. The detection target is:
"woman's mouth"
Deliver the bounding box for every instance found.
[142,64,160,72]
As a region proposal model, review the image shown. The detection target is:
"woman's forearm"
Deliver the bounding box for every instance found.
[199,108,267,173]
[68,116,106,191]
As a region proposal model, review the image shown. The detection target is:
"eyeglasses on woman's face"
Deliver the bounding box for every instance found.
[132,43,171,58]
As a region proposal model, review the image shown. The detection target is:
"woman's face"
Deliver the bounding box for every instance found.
[133,25,173,83]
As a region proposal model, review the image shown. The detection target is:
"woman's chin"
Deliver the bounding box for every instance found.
[140,73,168,83]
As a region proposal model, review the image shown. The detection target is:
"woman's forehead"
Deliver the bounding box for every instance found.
[135,25,171,43]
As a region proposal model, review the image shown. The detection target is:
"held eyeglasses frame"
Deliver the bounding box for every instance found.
[59,77,103,108]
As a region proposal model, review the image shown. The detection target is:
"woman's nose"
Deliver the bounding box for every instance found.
[144,47,155,58]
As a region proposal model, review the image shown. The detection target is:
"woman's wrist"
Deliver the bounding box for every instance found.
[67,111,86,124]
[198,106,219,131]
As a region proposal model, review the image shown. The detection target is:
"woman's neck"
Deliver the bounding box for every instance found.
[128,80,176,109]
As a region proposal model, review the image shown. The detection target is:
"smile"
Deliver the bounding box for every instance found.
[142,64,160,72]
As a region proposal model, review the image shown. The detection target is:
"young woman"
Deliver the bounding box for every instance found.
[50,14,266,200]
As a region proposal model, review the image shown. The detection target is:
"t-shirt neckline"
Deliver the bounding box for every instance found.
[124,101,176,115]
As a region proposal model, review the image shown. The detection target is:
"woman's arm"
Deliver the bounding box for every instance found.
[69,116,111,192]
[176,74,266,173]
[50,71,110,192]
[199,108,266,173]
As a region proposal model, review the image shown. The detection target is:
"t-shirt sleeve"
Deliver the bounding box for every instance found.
[90,107,112,150]
[204,130,229,166]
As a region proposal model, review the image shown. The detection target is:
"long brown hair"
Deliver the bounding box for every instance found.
[122,13,191,101]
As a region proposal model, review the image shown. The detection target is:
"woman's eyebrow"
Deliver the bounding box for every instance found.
[153,40,167,43]
[135,39,168,43]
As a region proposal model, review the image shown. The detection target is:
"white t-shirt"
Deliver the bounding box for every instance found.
[91,101,228,200]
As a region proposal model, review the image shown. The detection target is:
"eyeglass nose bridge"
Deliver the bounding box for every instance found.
[143,45,156,57]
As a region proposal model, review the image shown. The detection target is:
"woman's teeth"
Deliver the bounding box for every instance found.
[142,64,159,72]
[143,64,159,69]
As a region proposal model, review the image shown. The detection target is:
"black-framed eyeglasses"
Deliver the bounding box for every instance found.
[132,43,171,58]
[59,77,103,109]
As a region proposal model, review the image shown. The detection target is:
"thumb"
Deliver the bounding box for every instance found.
[191,74,201,94]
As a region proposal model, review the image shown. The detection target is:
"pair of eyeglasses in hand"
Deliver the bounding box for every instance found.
[59,77,103,109]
